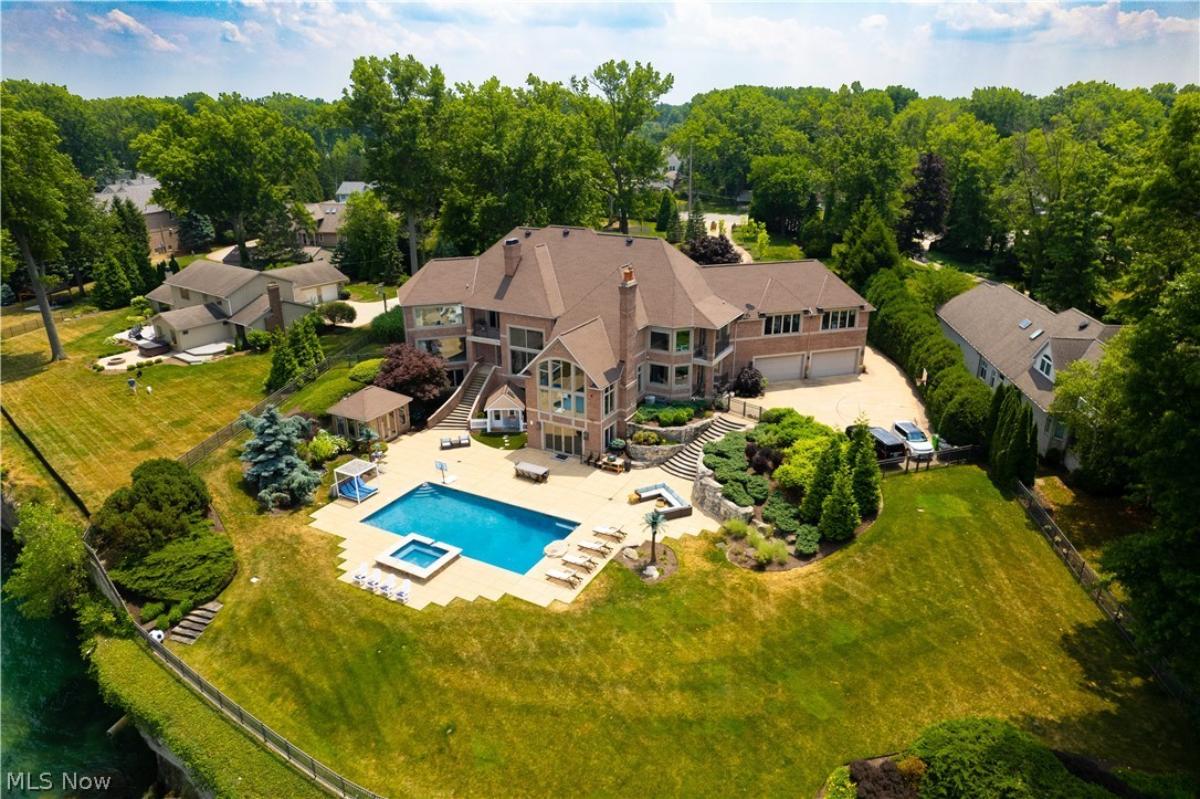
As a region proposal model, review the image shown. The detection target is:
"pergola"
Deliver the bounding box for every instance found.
[333,458,379,504]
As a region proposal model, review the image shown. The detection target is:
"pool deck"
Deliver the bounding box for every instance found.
[309,428,719,609]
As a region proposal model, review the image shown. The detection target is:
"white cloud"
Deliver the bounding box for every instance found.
[88,8,180,52]
[934,1,1198,46]
[859,14,888,32]
[220,20,250,45]
[52,7,76,23]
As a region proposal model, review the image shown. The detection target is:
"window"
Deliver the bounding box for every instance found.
[674,329,691,353]
[821,309,857,330]
[180,288,191,300]
[1037,353,1053,377]
[674,365,690,387]
[603,384,616,416]
[637,363,645,392]
[413,304,464,328]
[649,329,671,352]
[417,336,466,362]
[764,313,803,335]
[543,423,581,455]
[1053,420,1067,440]
[538,359,586,418]
[509,326,544,374]
[603,423,617,448]
[977,359,989,380]
[648,364,669,385]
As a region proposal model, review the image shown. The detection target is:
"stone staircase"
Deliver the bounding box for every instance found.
[167,601,223,645]
[434,367,491,430]
[660,414,747,482]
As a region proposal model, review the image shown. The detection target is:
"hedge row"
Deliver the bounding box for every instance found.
[865,269,991,444]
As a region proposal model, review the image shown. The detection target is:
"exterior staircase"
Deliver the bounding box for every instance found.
[167,601,223,645]
[660,414,747,482]
[434,367,491,430]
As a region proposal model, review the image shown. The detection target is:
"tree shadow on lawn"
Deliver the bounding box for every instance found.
[1013,619,1198,775]
[0,350,53,384]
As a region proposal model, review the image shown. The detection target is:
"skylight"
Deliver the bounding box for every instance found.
[1018,319,1032,329]
[1029,329,1044,340]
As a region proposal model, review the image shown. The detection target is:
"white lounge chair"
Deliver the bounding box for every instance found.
[396,578,412,603]
[380,574,397,600]
[366,568,382,592]
[592,525,627,541]
[578,539,612,556]
[546,568,582,588]
[563,553,597,572]
[351,561,370,586]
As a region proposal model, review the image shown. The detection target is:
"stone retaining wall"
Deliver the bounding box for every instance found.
[691,462,753,523]
[629,414,715,445]
[627,441,687,466]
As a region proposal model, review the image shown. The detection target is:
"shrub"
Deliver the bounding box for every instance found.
[755,537,789,566]
[166,601,191,627]
[732,365,765,397]
[307,430,349,464]
[895,755,927,788]
[245,329,272,353]
[822,767,856,799]
[630,430,667,445]
[819,468,861,542]
[240,406,322,509]
[772,462,807,496]
[794,524,820,556]
[849,758,917,799]
[140,601,166,622]
[721,481,754,507]
[763,492,802,534]
[110,534,236,605]
[348,357,384,384]
[608,438,626,451]
[374,343,449,400]
[91,459,212,568]
[721,518,749,539]
[338,288,351,301]
[317,300,357,326]
[369,307,406,343]
[741,473,770,504]
[799,438,844,522]
[658,406,694,426]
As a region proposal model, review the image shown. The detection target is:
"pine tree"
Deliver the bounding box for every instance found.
[304,315,325,368]
[684,199,707,244]
[178,211,215,253]
[837,202,902,291]
[1018,404,1038,486]
[168,255,180,274]
[239,406,321,509]
[982,383,1009,456]
[896,152,950,255]
[848,424,882,517]
[91,254,132,310]
[264,332,300,392]
[666,207,683,244]
[286,315,324,373]
[655,190,675,232]
[113,198,157,293]
[818,468,861,542]
[800,437,844,523]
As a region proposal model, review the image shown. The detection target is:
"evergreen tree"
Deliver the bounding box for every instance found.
[91,254,132,310]
[989,388,1020,483]
[285,315,323,373]
[168,255,180,274]
[264,332,300,392]
[837,202,902,291]
[304,315,325,368]
[155,259,168,285]
[1019,404,1039,486]
[239,406,321,509]
[684,199,707,244]
[982,383,1010,455]
[818,468,861,542]
[666,205,683,244]
[848,423,882,518]
[654,189,676,232]
[112,197,156,293]
[896,152,950,255]
[800,437,844,523]
[178,211,215,253]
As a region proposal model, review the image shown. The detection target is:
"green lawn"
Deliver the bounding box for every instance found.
[471,430,527,450]
[171,460,1195,797]
[732,227,804,261]
[343,281,400,302]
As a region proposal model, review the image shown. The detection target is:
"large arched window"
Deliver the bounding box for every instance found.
[538,358,586,418]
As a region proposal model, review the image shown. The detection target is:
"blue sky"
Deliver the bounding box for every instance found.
[2,1,1197,101]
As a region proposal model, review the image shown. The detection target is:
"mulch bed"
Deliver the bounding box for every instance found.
[723,510,881,573]
[616,541,679,582]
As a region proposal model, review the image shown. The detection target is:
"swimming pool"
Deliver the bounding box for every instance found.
[363,483,579,574]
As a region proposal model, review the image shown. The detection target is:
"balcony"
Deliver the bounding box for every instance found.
[692,339,733,366]
[468,320,500,342]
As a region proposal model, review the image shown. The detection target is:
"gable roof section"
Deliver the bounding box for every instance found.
[153,303,228,330]
[484,384,525,412]
[698,260,870,315]
[267,260,348,288]
[165,260,259,298]
[936,282,1118,411]
[327,386,411,422]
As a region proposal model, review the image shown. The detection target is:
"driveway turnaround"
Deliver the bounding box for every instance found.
[758,346,930,433]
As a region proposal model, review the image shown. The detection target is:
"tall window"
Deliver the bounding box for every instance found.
[977,359,989,380]
[820,309,857,330]
[1037,353,1053,377]
[603,423,616,448]
[603,383,616,416]
[764,313,803,335]
[648,363,669,386]
[674,365,690,387]
[543,423,581,455]
[538,359,585,418]
[413,304,464,328]
[509,326,544,374]
[674,329,691,352]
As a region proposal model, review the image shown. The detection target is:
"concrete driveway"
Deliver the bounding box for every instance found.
[757,346,929,433]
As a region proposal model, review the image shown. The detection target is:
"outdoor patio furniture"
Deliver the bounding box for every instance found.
[514,461,549,482]
[578,539,612,556]
[440,434,472,450]
[598,456,625,474]
[351,562,370,586]
[546,568,582,588]
[440,436,452,449]
[584,452,595,466]
[593,526,627,541]
[634,483,693,520]
[338,475,378,503]
[366,569,382,592]
[459,434,471,447]
[380,574,397,600]
[563,553,597,572]
[396,578,412,603]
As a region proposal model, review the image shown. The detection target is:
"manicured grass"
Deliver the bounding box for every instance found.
[90,637,326,799]
[173,461,1195,797]
[343,282,400,302]
[732,227,804,261]
[0,309,272,508]
[284,363,360,416]
[471,430,527,450]
[0,415,87,525]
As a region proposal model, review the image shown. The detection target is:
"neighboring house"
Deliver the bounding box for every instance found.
[94,174,178,255]
[298,202,347,248]
[143,258,347,353]
[937,281,1120,459]
[327,386,412,441]
[395,226,870,455]
[334,181,371,202]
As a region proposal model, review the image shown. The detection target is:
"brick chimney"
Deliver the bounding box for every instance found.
[617,264,639,413]
[266,282,283,332]
[503,237,522,277]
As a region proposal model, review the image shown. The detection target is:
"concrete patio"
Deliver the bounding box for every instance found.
[309,427,719,610]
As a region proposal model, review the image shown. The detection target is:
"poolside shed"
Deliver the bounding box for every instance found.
[327,386,412,442]
[483,385,525,434]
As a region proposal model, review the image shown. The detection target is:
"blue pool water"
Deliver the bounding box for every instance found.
[364,483,578,574]
[392,540,447,569]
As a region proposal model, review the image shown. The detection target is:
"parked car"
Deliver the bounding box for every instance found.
[893,420,934,458]
[844,425,907,461]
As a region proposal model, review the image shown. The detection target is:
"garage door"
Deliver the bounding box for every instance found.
[755,353,805,383]
[809,348,859,379]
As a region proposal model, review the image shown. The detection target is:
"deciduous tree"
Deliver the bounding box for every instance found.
[3,504,86,619]
[333,190,401,281]
[373,343,450,400]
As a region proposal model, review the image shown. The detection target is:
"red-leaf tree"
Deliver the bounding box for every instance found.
[373,343,450,400]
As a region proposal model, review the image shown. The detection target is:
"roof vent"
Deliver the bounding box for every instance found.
[625,237,633,246]
[562,229,570,237]
[524,229,532,238]
[1078,320,1089,331]
[1029,329,1044,340]
[1018,319,1032,329]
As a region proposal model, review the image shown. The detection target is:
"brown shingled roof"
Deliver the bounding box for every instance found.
[165,260,258,298]
[326,385,411,422]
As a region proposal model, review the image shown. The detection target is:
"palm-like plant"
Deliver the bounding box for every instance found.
[643,509,667,566]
